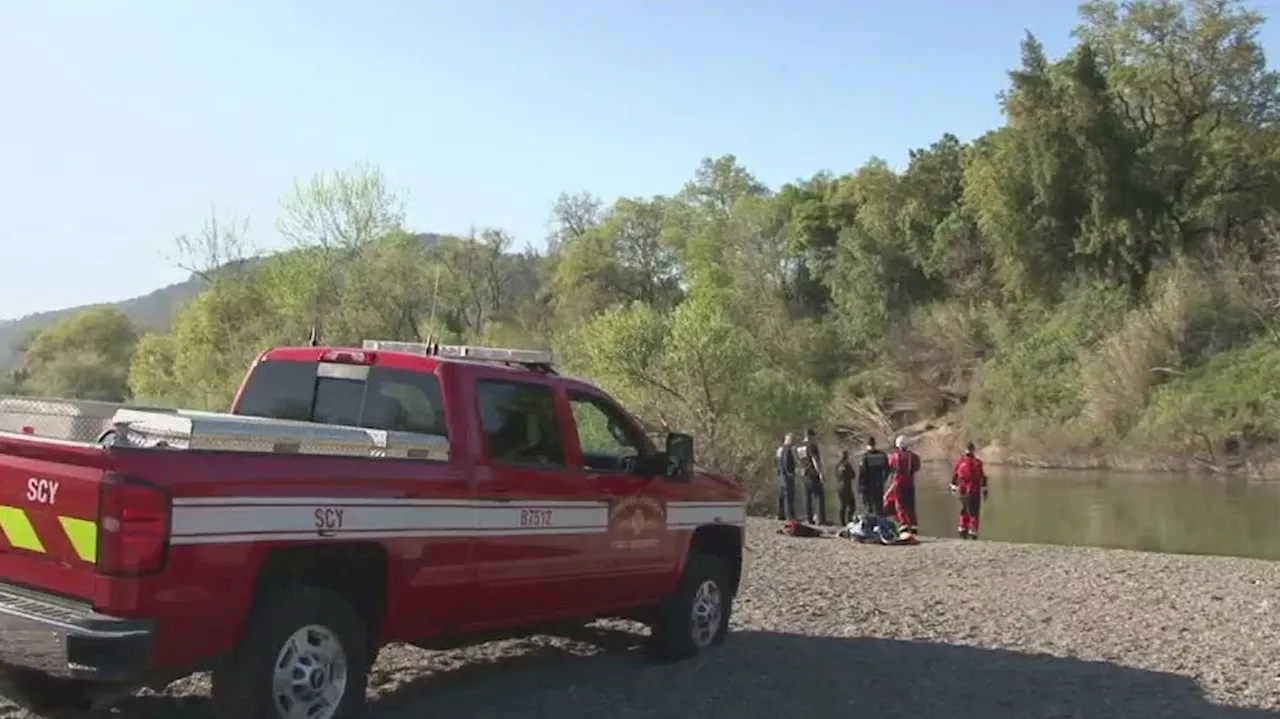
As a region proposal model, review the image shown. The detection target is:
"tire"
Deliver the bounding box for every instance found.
[648,552,733,660]
[211,585,371,719]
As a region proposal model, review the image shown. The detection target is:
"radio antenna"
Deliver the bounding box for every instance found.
[424,264,442,345]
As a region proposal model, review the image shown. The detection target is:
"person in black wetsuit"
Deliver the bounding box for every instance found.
[857,436,891,518]
[775,433,798,520]
[794,428,827,524]
[835,449,857,525]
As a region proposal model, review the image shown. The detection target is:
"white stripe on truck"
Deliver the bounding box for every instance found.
[168,498,745,546]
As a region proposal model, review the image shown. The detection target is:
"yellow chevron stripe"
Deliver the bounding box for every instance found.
[58,516,98,563]
[0,506,46,553]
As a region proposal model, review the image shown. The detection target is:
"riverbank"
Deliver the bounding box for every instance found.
[13,518,1273,718]
[901,416,1280,478]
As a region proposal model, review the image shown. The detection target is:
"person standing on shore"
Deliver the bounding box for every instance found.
[775,433,798,521]
[835,449,857,526]
[795,428,827,524]
[857,436,890,518]
[951,441,988,539]
[885,435,921,534]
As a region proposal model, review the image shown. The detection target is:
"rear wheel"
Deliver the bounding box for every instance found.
[211,585,371,719]
[648,552,733,660]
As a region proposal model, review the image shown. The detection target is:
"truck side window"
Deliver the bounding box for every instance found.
[362,367,448,437]
[235,360,315,421]
[568,392,644,472]
[476,380,566,467]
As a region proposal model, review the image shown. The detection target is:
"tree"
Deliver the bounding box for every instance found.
[436,229,516,338]
[170,207,257,283]
[20,308,138,401]
[275,163,410,338]
[277,163,407,252]
[93,3,1280,488]
[550,196,683,323]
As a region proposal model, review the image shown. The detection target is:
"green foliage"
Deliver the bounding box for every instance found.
[970,283,1130,434]
[12,308,138,401]
[1136,339,1280,449]
[10,0,1280,482]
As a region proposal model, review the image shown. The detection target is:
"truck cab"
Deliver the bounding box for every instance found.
[0,341,746,719]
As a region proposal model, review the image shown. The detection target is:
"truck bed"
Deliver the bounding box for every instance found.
[0,395,450,460]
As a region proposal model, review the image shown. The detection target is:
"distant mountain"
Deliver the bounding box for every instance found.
[0,275,209,371]
[0,233,452,372]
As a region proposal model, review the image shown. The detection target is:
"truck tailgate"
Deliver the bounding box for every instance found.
[0,438,104,601]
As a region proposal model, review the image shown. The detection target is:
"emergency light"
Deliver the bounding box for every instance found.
[361,340,556,368]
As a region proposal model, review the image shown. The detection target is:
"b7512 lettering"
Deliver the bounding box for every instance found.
[519,508,553,527]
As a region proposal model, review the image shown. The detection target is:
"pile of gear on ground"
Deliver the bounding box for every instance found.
[779,515,918,544]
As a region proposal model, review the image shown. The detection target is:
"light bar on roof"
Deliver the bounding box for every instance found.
[436,344,555,365]
[361,340,555,366]
[361,340,432,356]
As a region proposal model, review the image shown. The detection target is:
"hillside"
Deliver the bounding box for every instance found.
[0,275,207,371]
[0,233,447,371]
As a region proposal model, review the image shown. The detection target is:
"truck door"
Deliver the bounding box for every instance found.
[232,355,474,638]
[565,389,675,607]
[469,375,604,625]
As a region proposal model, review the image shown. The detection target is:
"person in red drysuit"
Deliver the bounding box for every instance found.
[951,441,988,539]
[884,435,920,534]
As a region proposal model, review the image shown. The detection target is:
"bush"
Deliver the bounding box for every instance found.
[1135,340,1280,452]
[1078,264,1200,435]
[967,283,1129,438]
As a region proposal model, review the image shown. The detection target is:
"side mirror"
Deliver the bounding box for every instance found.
[663,432,694,482]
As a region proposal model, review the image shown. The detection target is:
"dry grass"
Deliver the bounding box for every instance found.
[1079,264,1197,434]
[888,302,986,421]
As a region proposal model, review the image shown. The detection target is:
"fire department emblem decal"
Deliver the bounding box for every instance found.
[608,496,666,551]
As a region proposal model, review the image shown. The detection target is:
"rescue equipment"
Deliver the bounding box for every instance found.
[838,515,919,545]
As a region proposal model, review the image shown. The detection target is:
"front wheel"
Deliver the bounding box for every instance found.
[648,552,733,660]
[211,585,371,719]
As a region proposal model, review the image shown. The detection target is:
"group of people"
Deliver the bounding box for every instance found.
[774,430,989,540]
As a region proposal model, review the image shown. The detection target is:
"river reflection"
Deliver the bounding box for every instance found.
[759,464,1280,559]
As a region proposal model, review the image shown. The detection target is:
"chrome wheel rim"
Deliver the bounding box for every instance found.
[271,624,349,719]
[690,579,723,647]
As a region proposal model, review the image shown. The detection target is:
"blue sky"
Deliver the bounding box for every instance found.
[2,0,1276,319]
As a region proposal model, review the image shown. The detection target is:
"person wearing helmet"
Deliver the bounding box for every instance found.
[794,428,827,524]
[951,441,988,539]
[884,434,921,534]
[856,436,890,519]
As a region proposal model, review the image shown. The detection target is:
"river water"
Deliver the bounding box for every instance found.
[771,464,1280,560]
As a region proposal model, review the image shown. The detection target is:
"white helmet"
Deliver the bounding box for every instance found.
[894,434,909,449]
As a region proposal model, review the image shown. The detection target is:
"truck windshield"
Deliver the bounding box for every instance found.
[234,359,448,437]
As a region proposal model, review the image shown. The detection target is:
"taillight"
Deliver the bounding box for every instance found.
[97,475,171,576]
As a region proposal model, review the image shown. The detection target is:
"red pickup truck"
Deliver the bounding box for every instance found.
[0,341,746,719]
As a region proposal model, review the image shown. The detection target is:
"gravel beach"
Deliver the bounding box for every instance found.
[4,517,1278,718]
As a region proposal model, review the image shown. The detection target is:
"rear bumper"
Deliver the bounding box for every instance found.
[0,582,154,681]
